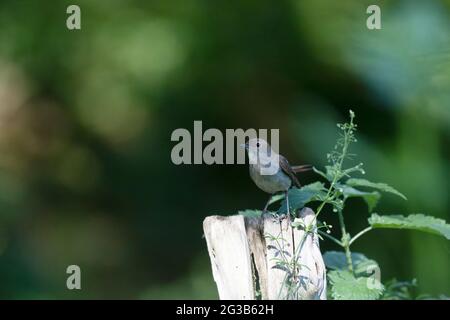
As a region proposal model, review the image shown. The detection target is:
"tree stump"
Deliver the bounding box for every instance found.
[203,207,327,300]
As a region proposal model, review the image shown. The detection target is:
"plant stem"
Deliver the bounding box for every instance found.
[293,114,354,273]
[289,111,357,296]
[314,113,353,220]
[332,115,356,273]
[318,230,342,247]
[337,208,353,273]
[349,226,373,246]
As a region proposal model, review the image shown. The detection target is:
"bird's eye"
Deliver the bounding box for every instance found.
[256,142,260,148]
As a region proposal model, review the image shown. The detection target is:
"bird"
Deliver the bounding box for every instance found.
[241,138,312,214]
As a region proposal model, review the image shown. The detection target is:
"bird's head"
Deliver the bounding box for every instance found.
[241,138,272,164]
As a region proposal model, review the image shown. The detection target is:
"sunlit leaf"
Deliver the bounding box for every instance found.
[323,251,379,278]
[278,182,327,214]
[338,184,380,212]
[368,214,450,240]
[328,270,384,300]
[346,178,407,200]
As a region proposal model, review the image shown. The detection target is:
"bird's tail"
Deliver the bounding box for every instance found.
[291,164,313,173]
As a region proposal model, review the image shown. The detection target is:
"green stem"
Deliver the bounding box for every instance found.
[292,115,353,272]
[337,208,353,273]
[349,226,373,246]
[318,230,342,247]
[314,114,353,220]
[333,117,355,273]
[289,112,357,297]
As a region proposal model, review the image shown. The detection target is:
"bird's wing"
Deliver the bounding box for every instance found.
[279,155,301,188]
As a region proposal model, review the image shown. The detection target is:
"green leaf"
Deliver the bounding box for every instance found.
[346,178,407,200]
[382,278,417,300]
[323,251,379,278]
[328,270,384,300]
[238,210,263,218]
[338,184,380,212]
[267,193,285,205]
[324,251,366,270]
[369,214,450,240]
[291,218,306,228]
[278,182,327,214]
[325,165,338,180]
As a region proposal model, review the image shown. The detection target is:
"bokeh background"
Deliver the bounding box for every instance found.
[0,0,449,299]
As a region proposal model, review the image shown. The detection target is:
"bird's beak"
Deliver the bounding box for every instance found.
[240,143,249,150]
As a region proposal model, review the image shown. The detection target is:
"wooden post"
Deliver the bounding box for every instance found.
[203,207,327,300]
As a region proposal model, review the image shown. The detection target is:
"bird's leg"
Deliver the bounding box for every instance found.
[262,195,272,214]
[285,190,290,217]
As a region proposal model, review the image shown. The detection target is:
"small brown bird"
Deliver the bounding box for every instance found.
[241,138,311,214]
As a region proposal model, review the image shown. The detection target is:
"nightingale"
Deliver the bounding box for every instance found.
[241,138,311,214]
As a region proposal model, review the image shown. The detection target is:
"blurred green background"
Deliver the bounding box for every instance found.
[0,0,448,299]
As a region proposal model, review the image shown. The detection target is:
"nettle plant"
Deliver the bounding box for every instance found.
[261,110,450,300]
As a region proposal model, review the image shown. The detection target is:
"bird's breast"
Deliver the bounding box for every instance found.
[249,164,292,194]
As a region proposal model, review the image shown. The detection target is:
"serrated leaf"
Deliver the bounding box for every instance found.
[338,184,380,212]
[328,270,384,300]
[324,251,367,270]
[278,182,327,214]
[238,209,263,218]
[369,214,450,240]
[323,251,379,278]
[346,178,407,200]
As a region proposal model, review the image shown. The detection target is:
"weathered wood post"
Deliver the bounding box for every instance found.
[203,207,327,300]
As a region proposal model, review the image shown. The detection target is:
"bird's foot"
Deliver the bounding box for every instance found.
[268,213,286,223]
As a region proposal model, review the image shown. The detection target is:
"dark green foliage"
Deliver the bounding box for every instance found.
[288,111,450,299]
